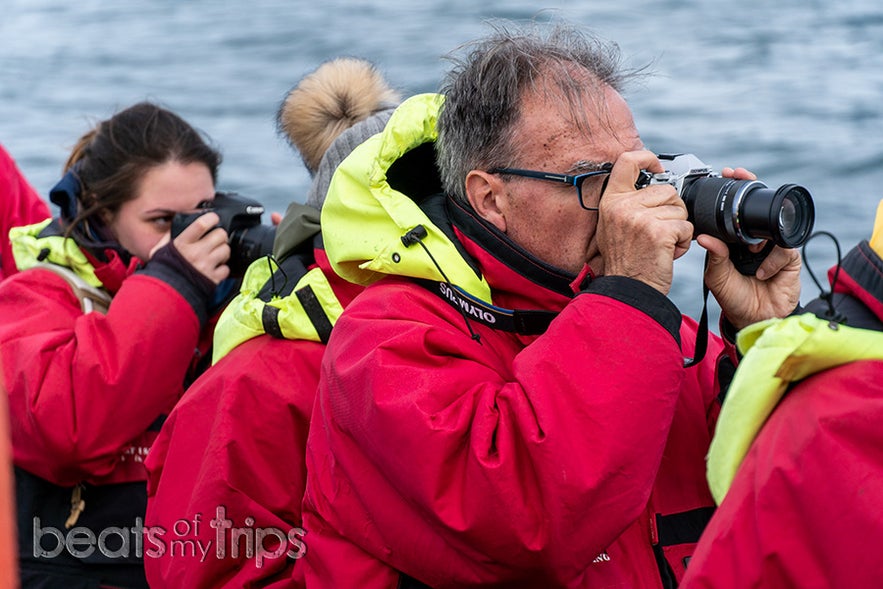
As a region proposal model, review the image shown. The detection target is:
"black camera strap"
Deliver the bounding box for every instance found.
[683,252,711,368]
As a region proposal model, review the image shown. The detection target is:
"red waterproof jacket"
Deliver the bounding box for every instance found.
[2,219,217,587]
[3,232,204,486]
[681,238,883,589]
[302,94,732,588]
[0,143,49,279]
[144,207,362,588]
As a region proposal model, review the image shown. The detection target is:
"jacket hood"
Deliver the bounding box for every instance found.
[320,93,493,304]
[272,202,321,260]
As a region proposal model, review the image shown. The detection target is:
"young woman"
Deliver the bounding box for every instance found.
[1,101,230,588]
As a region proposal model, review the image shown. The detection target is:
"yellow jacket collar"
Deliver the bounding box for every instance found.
[320,93,492,304]
[211,255,344,364]
[9,219,103,287]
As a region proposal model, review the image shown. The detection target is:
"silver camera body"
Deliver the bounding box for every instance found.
[636,153,715,195]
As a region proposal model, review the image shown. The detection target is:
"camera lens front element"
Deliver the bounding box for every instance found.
[773,184,814,248]
[737,182,814,248]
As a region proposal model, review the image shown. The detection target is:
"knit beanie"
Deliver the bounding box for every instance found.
[304,108,395,209]
[271,58,400,255]
[277,57,401,182]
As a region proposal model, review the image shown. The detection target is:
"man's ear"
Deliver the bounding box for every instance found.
[465,170,507,232]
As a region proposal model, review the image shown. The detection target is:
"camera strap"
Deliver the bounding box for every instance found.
[32,262,112,315]
[412,278,558,335]
[684,253,711,368]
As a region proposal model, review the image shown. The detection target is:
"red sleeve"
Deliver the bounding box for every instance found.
[307,281,690,585]
[0,269,200,485]
[0,144,50,279]
[144,336,321,588]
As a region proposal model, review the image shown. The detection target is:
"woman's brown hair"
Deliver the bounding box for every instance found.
[63,101,221,238]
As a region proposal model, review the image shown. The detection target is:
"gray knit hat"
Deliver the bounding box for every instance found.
[304,107,395,209]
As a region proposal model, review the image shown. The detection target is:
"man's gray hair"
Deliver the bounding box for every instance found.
[436,20,644,204]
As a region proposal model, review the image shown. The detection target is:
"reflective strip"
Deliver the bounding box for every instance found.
[261,304,285,339]
[295,285,333,344]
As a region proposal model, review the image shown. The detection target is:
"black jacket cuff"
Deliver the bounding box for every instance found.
[581,276,682,347]
[139,242,215,326]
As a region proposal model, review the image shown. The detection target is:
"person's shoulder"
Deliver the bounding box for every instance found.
[181,334,324,411]
[0,265,84,308]
[347,276,461,316]
[752,360,883,467]
[784,360,883,422]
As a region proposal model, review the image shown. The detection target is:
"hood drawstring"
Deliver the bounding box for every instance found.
[402,225,482,344]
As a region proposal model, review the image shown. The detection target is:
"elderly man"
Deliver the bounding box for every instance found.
[303,21,801,588]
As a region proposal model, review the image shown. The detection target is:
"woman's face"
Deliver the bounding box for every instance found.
[107,161,215,262]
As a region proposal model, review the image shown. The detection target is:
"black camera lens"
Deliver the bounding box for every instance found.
[683,177,814,248]
[228,224,277,277]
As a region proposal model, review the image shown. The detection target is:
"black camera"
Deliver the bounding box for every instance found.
[171,192,276,277]
[636,153,815,274]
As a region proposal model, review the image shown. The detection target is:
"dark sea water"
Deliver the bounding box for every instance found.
[2,0,882,321]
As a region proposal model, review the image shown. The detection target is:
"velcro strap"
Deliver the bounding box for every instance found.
[295,285,334,344]
[261,304,285,339]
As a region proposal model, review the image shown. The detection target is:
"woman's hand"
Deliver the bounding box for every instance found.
[150,212,231,285]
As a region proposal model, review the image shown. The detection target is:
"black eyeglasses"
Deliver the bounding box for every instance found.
[490,162,613,211]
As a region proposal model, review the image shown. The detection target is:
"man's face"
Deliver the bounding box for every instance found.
[493,84,643,276]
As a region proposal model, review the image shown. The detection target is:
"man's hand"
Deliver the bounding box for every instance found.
[596,150,694,295]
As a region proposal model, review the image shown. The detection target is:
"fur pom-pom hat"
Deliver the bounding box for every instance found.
[277,57,401,177]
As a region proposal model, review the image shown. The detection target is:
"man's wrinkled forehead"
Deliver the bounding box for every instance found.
[518,74,637,134]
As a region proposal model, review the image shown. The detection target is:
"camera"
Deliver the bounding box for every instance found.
[171,192,276,277]
[636,153,815,274]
